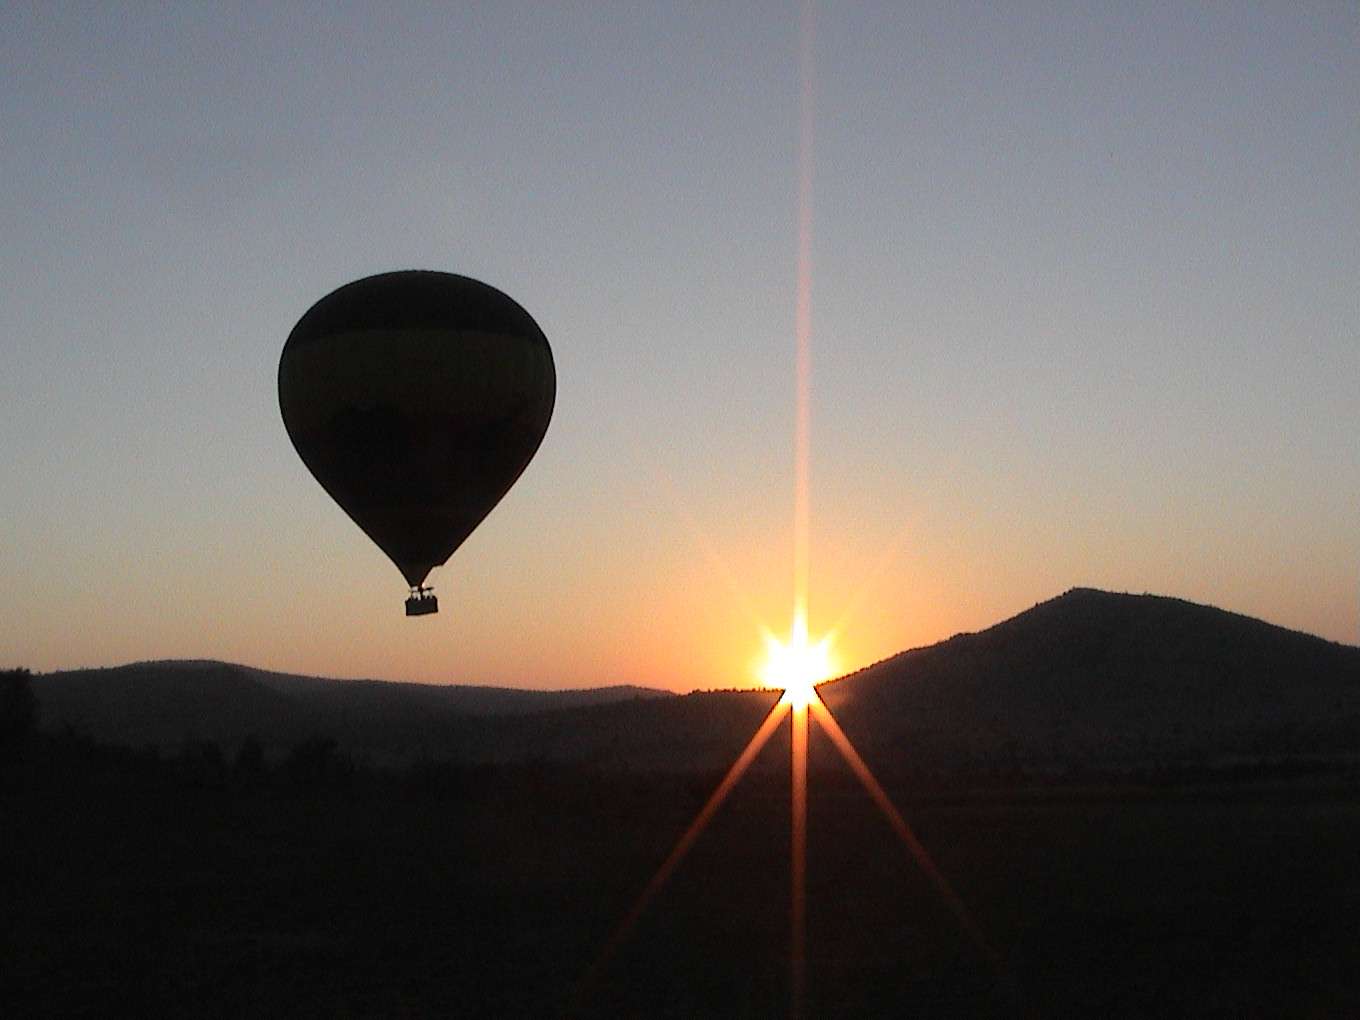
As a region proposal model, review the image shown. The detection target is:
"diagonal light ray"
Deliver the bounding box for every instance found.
[825,511,919,643]
[808,695,1004,975]
[575,697,792,1003]
[634,445,769,631]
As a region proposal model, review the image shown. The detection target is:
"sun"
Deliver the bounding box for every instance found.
[759,610,837,708]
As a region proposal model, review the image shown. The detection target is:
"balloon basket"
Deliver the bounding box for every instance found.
[405,589,438,616]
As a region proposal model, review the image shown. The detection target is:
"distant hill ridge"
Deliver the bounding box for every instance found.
[819,587,1360,770]
[34,660,674,752]
[88,658,672,704]
[837,587,1355,681]
[30,589,1360,773]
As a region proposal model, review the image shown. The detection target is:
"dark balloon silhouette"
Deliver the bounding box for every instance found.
[279,271,555,615]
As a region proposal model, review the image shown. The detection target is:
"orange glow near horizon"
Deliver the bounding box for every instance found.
[578,5,1006,1007]
[759,609,837,709]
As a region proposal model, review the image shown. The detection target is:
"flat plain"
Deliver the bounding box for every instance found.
[4,744,1357,1018]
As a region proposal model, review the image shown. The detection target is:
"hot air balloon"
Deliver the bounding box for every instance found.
[279,271,555,616]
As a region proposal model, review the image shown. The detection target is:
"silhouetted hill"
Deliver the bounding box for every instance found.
[820,588,1360,773]
[36,661,303,749]
[34,660,674,757]
[31,591,1360,776]
[244,664,669,715]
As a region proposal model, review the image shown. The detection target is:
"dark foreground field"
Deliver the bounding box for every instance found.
[3,742,1358,1018]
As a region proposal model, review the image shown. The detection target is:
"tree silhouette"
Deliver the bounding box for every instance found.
[0,668,36,749]
[233,734,266,786]
[286,735,352,790]
[176,738,227,789]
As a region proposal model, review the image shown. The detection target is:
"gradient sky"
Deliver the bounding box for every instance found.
[3,3,1356,691]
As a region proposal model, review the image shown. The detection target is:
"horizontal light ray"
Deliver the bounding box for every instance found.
[576,697,792,1003]
[809,696,1004,974]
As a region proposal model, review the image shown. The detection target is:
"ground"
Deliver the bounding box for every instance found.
[3,749,1358,1017]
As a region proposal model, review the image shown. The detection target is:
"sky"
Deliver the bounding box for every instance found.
[2,3,1356,691]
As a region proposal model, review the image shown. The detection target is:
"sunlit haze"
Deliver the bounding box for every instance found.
[2,5,1356,690]
[761,611,836,709]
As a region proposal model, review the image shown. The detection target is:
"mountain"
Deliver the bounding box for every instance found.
[819,588,1360,774]
[30,590,1360,775]
[34,660,675,756]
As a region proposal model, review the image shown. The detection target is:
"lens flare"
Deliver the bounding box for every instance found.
[760,611,836,708]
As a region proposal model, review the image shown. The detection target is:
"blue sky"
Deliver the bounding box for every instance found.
[2,3,1356,688]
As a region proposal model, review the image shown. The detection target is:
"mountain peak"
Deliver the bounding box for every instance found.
[818,588,1359,770]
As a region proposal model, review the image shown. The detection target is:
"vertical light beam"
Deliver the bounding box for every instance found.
[794,0,814,627]
[790,700,809,1018]
[791,11,814,1013]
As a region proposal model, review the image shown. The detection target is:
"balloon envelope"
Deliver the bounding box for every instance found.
[279,271,555,590]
